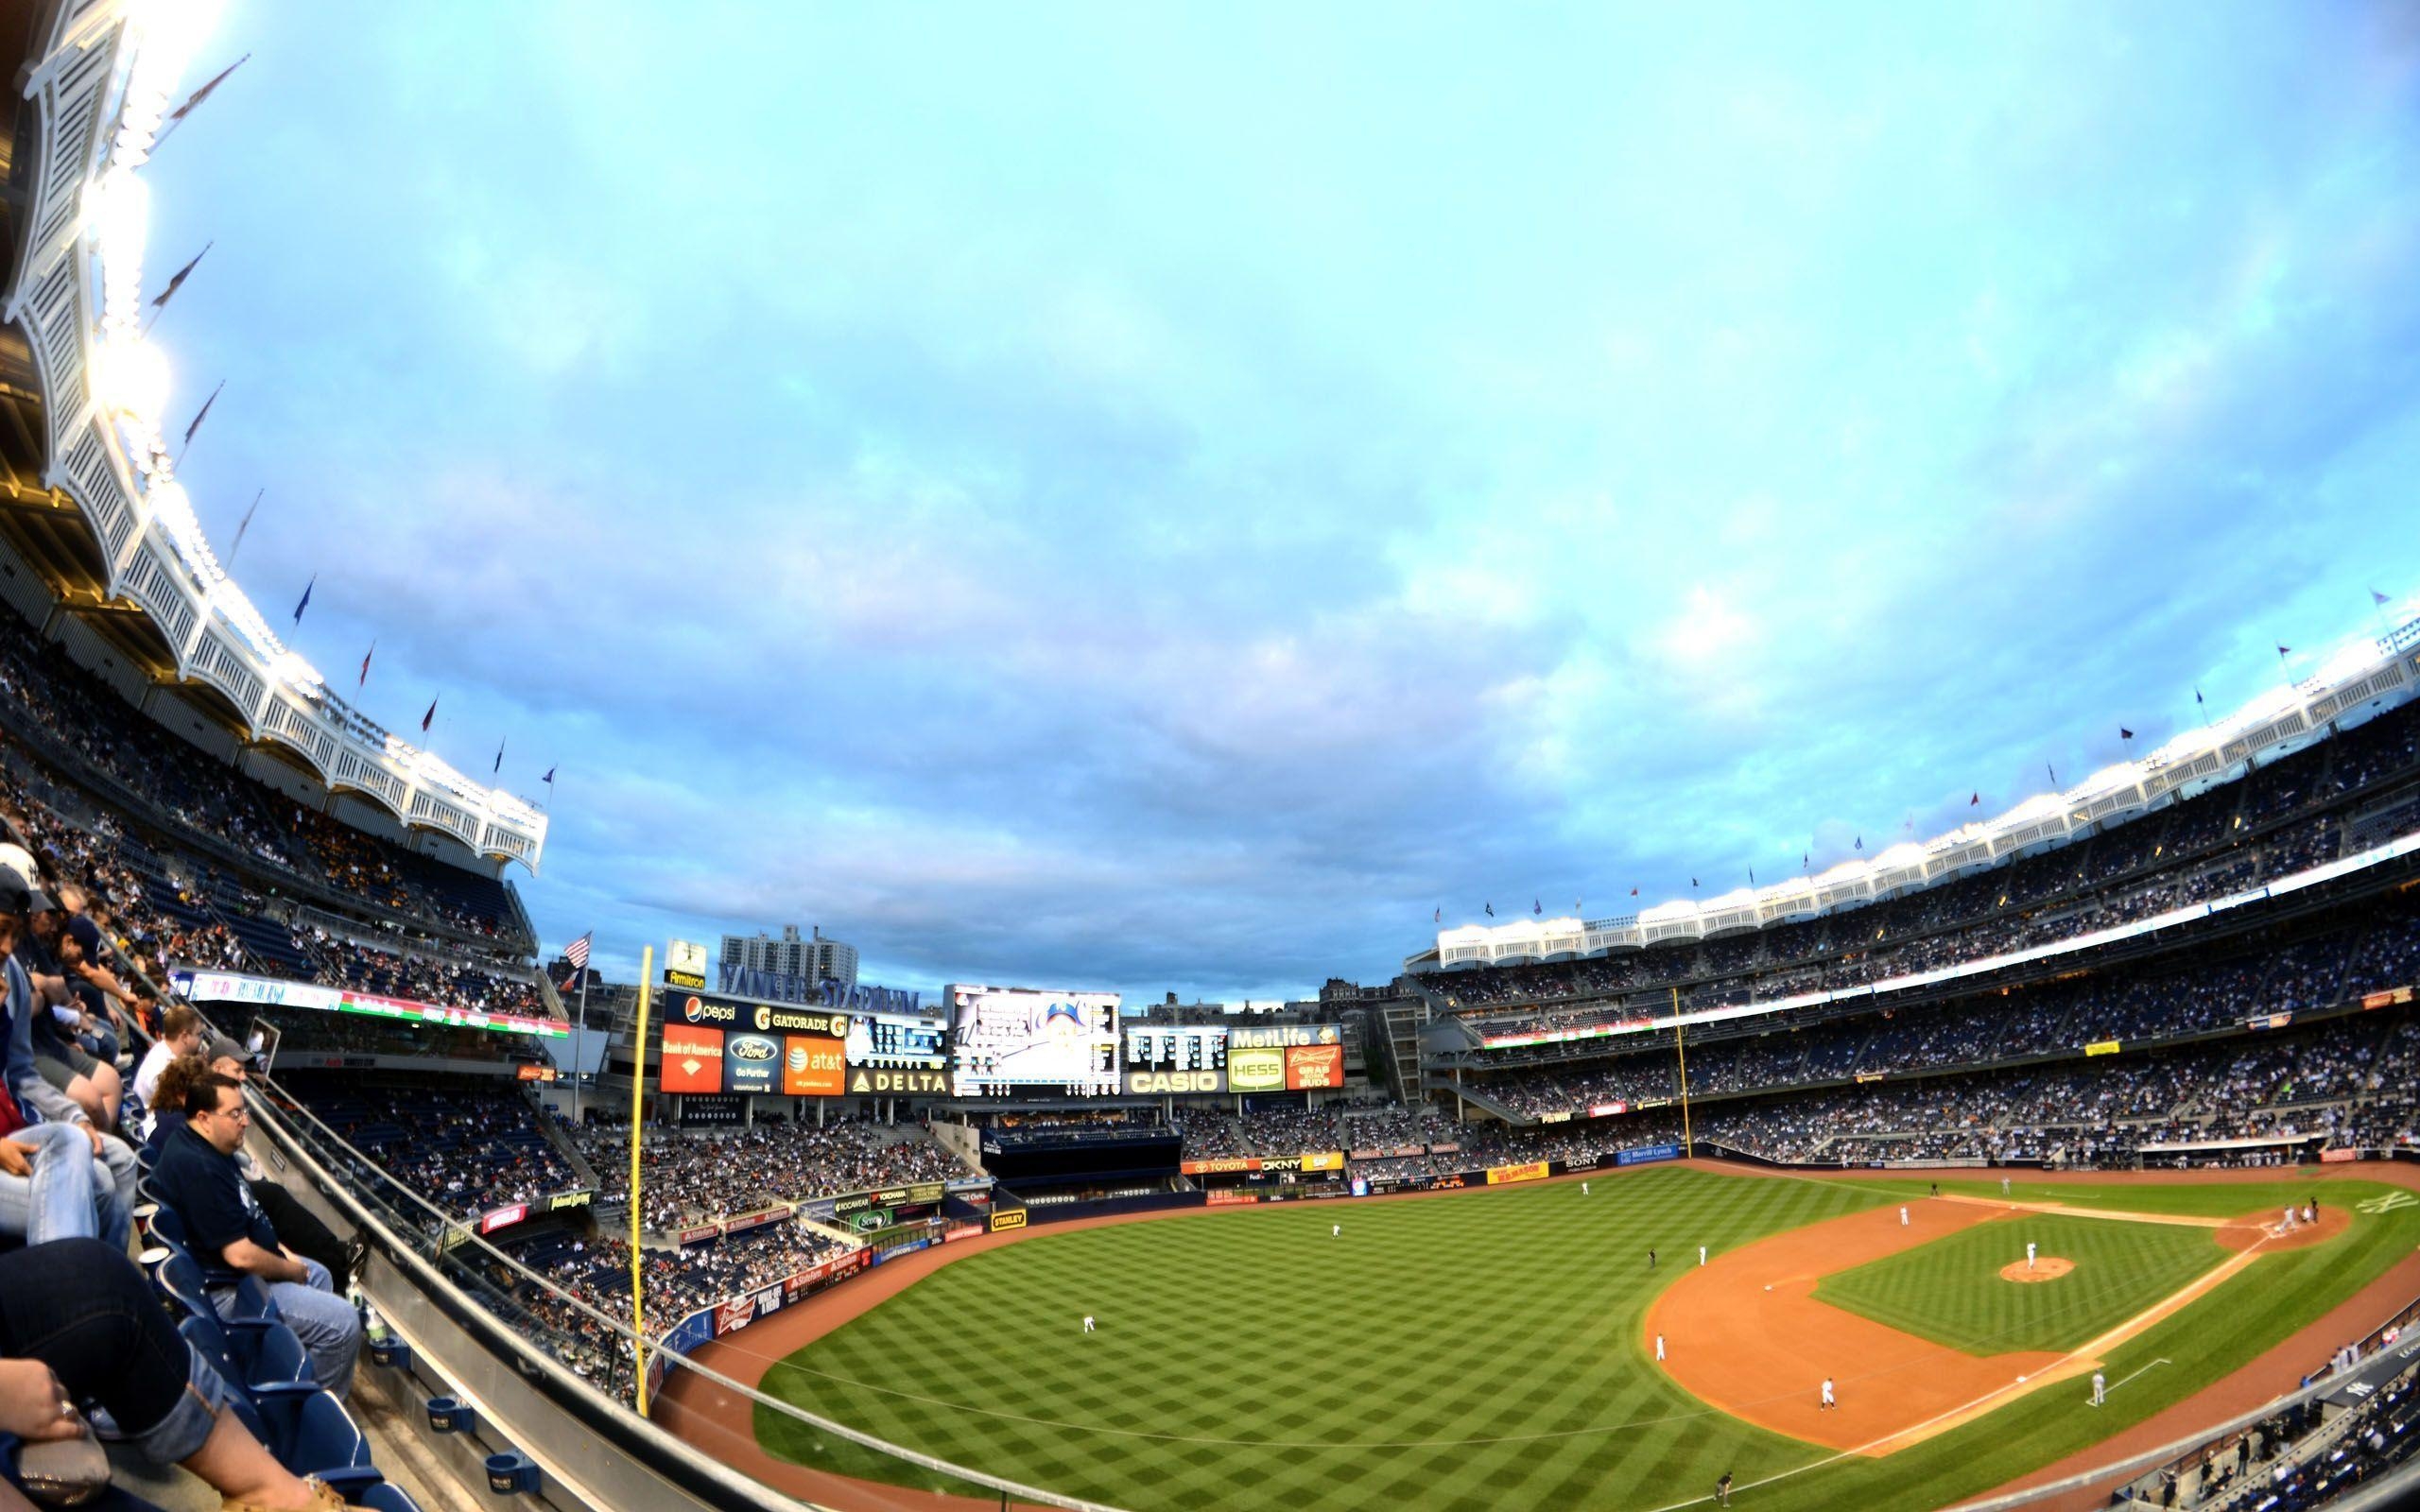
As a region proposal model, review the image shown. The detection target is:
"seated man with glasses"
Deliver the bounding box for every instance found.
[147,1073,359,1398]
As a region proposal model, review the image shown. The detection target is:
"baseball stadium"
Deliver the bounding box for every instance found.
[0,4,2416,1512]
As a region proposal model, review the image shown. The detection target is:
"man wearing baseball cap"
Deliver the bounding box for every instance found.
[13,882,123,1129]
[0,866,130,1248]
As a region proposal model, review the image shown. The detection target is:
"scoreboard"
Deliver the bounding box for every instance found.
[847,1011,947,1070]
[947,986,1121,1097]
[1123,1024,1228,1094]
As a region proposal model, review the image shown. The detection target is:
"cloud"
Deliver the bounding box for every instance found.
[138,0,2420,1000]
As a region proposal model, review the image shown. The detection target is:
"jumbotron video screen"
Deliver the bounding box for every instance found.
[945,985,1121,1096]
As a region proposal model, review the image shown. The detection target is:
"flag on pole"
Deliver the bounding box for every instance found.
[167,54,250,124]
[1748,867,1756,885]
[181,379,224,451]
[1854,835,1862,850]
[563,932,592,971]
[1484,902,1494,917]
[2195,687,2204,707]
[1432,907,1440,923]
[2372,590,2391,607]
[2119,727,2134,741]
[2047,762,2058,786]
[290,574,313,625]
[493,736,506,775]
[1630,887,1638,896]
[227,490,260,563]
[542,766,555,785]
[421,696,437,734]
[1532,899,1541,915]
[148,241,212,311]
[1970,791,1980,805]
[2276,644,2291,660]
[357,641,373,690]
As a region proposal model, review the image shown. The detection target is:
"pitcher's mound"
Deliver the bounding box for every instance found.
[1999,1257,2074,1282]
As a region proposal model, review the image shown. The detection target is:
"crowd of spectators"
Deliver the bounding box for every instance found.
[1432,697,2420,1023]
[0,631,530,946]
[570,1117,968,1230]
[1466,905,2420,1121]
[491,1221,856,1402]
[297,1078,582,1219]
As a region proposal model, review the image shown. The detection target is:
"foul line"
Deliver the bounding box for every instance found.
[2089,1359,2171,1406]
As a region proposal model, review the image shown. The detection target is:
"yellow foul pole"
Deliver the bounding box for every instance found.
[630,945,654,1417]
[1672,987,1692,1159]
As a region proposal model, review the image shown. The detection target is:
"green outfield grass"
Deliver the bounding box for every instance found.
[744,1169,2420,1512]
[1814,1212,2221,1353]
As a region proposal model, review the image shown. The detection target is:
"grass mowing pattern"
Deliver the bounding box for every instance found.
[756,1169,1869,1511]
[1814,1213,2221,1353]
[745,1171,2420,1512]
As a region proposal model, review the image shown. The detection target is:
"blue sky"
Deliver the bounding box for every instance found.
[140,2,2420,1002]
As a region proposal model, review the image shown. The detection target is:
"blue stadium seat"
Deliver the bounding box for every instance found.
[251,1323,315,1387]
[281,1393,384,1497]
[153,1245,279,1324]
[355,1482,425,1512]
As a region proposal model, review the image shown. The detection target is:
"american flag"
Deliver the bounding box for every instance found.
[563,932,592,971]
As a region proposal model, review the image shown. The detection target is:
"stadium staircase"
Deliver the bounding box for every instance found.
[1375,978,1453,1103]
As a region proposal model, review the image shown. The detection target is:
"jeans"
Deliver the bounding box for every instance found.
[0,1123,109,1246]
[251,1258,358,1399]
[0,1238,235,1466]
[92,1130,135,1249]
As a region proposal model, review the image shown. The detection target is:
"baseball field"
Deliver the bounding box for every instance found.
[656,1161,2420,1511]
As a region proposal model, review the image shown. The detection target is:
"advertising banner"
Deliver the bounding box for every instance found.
[783,1035,846,1096]
[1538,1110,1572,1124]
[1485,1160,1550,1185]
[716,1295,761,1336]
[1616,1143,1683,1167]
[546,1190,594,1213]
[2085,1040,2121,1057]
[1227,1047,1285,1092]
[1304,1151,1345,1172]
[1855,1071,1888,1084]
[2361,987,2413,1009]
[675,1222,723,1246]
[2321,1147,2361,1163]
[1228,1024,1341,1049]
[664,938,709,990]
[725,1032,782,1093]
[989,1209,1028,1232]
[170,968,569,1040]
[661,1025,724,1093]
[1123,1025,1228,1095]
[1284,1044,1345,1091]
[1182,1156,1262,1176]
[844,1067,949,1095]
[721,1207,786,1237]
[1586,1102,1628,1118]
[1207,1189,1261,1206]
[478,1203,529,1233]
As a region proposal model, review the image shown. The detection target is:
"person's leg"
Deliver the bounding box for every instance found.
[0,1165,36,1244]
[90,1061,120,1128]
[91,1131,135,1247]
[17,1124,101,1246]
[0,1240,331,1510]
[60,1073,108,1127]
[267,1261,359,1398]
[251,1181,352,1289]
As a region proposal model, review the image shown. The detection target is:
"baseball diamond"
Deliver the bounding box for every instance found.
[655,1161,2420,1511]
